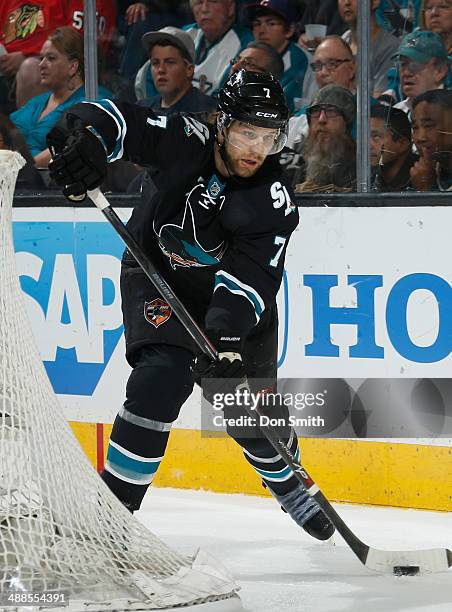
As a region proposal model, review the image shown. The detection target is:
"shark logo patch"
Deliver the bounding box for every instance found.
[144,298,172,328]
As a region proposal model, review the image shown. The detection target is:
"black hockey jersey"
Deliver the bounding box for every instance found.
[65,99,299,338]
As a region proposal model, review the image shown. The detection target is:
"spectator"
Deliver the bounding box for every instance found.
[118,0,191,99]
[410,88,452,189]
[419,0,452,53]
[292,84,356,191]
[393,30,449,113]
[229,41,285,78]
[0,0,66,110]
[0,0,116,108]
[339,0,400,96]
[131,27,217,197]
[370,104,417,190]
[10,27,112,168]
[287,36,355,148]
[246,0,317,112]
[311,36,356,90]
[135,0,252,99]
[140,27,217,114]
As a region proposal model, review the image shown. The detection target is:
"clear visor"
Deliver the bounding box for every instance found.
[222,119,287,155]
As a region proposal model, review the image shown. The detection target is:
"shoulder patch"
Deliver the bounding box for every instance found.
[182,116,210,144]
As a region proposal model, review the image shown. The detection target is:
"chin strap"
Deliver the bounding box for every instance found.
[215,131,233,179]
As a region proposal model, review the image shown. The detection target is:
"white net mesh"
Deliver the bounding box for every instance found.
[0,151,240,612]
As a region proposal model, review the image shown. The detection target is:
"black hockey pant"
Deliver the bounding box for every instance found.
[101,344,300,511]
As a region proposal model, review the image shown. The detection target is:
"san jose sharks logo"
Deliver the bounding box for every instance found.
[144,298,172,328]
[154,183,227,270]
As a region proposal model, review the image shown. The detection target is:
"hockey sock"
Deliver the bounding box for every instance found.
[102,345,194,511]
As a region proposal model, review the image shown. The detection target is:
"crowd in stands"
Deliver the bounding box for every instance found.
[1,0,452,194]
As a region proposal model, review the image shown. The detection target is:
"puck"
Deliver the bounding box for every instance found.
[393,565,420,576]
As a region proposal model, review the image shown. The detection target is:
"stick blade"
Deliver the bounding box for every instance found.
[365,547,452,575]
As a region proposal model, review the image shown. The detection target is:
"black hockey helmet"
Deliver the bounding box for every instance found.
[217,69,289,153]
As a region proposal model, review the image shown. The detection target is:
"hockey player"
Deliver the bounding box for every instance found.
[46,69,334,541]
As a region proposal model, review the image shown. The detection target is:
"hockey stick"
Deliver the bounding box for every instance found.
[88,187,452,577]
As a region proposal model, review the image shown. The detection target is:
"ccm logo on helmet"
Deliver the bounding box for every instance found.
[256,112,278,118]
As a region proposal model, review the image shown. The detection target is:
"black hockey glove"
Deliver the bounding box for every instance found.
[47,115,108,201]
[194,332,247,403]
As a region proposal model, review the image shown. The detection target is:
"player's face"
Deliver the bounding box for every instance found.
[223,121,278,177]
[412,101,442,158]
[252,15,294,54]
[191,0,235,43]
[150,45,194,96]
[39,40,79,90]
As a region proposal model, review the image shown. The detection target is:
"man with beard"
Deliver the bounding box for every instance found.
[292,84,356,191]
[46,69,335,541]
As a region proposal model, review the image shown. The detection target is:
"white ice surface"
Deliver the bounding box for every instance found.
[137,488,452,612]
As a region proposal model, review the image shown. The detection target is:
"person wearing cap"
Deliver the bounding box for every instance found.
[132,27,217,201]
[393,30,450,114]
[291,84,357,191]
[370,105,418,191]
[136,26,217,115]
[339,0,400,97]
[246,0,317,113]
[410,88,452,190]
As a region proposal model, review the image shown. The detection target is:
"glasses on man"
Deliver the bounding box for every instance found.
[308,105,343,120]
[310,59,352,72]
[229,57,266,72]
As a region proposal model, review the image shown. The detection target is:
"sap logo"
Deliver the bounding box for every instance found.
[304,274,452,364]
[13,221,125,396]
[256,112,278,118]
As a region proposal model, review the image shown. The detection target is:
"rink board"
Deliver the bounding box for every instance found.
[12,206,452,511]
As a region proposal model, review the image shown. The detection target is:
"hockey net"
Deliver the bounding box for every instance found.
[0,151,241,612]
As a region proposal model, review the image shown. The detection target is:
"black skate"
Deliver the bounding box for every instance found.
[268,482,335,541]
[301,509,335,541]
